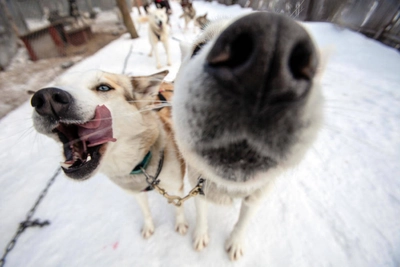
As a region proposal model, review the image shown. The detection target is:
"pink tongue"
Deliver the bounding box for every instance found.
[77,105,117,147]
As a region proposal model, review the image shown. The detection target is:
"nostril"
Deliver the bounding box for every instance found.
[289,41,316,80]
[53,92,70,104]
[31,93,44,109]
[207,32,254,69]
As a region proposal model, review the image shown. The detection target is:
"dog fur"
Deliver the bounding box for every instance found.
[195,13,210,30]
[148,8,171,69]
[31,70,188,238]
[173,13,324,260]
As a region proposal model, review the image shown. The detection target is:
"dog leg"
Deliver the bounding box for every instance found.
[153,44,161,69]
[134,193,155,239]
[174,204,188,235]
[184,18,189,31]
[174,182,188,235]
[162,41,171,66]
[225,198,260,261]
[193,196,209,251]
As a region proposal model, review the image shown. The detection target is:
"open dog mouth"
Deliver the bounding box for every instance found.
[52,105,116,180]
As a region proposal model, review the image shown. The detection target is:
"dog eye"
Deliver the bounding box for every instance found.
[191,42,206,58]
[96,84,113,92]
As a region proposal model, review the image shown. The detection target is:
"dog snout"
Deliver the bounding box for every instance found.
[205,12,318,105]
[31,88,72,119]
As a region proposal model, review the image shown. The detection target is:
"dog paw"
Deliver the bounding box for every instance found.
[167,62,171,66]
[156,64,162,69]
[141,223,155,239]
[175,222,189,235]
[193,231,209,251]
[225,237,245,261]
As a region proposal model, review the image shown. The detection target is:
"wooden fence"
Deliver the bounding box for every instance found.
[219,0,400,50]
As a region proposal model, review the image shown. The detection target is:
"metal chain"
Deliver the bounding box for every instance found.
[0,168,60,267]
[141,166,205,207]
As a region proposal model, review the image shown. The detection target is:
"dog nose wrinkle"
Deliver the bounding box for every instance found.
[31,88,72,118]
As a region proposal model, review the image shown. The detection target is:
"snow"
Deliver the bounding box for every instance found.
[1,1,400,267]
[25,19,51,32]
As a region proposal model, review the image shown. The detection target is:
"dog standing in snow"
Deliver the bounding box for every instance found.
[148,8,171,69]
[173,12,324,260]
[179,2,196,31]
[31,70,188,239]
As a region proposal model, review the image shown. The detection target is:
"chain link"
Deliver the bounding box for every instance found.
[0,168,60,267]
[152,178,205,207]
[141,166,205,207]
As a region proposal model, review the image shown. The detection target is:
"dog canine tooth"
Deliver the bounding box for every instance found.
[60,162,72,169]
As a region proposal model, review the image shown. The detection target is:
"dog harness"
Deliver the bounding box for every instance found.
[130,151,152,175]
[129,91,168,190]
[130,150,164,192]
[130,147,206,207]
[128,90,206,206]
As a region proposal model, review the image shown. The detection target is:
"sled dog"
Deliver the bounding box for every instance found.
[173,12,324,260]
[195,13,210,30]
[31,70,188,238]
[148,8,171,69]
[179,2,196,30]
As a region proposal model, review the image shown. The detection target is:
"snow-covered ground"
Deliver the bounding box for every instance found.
[1,1,399,266]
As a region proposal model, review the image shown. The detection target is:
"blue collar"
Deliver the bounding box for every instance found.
[130,151,152,175]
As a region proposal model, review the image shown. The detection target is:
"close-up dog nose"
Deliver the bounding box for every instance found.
[206,12,318,100]
[31,88,72,118]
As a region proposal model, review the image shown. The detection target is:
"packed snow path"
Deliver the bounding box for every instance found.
[0,1,399,266]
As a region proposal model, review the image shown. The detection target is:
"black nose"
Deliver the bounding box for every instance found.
[206,12,318,106]
[31,88,72,119]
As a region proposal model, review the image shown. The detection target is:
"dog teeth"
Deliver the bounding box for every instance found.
[60,162,72,169]
[87,154,91,162]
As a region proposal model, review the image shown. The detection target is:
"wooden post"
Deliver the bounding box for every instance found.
[116,0,139,39]
[0,0,21,36]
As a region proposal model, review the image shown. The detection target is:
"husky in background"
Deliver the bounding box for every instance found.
[148,8,171,69]
[195,13,210,30]
[154,0,172,15]
[173,12,324,260]
[179,1,196,31]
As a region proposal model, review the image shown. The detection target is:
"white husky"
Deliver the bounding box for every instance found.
[148,8,171,69]
[173,12,324,260]
[31,70,188,239]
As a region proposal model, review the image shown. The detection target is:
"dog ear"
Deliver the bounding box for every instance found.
[130,70,169,107]
[203,13,207,18]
